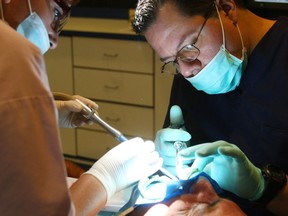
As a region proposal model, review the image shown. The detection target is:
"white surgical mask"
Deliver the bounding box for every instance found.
[16,0,50,54]
[186,5,247,94]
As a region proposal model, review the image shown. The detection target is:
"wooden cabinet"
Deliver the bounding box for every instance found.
[45,37,76,156]
[45,34,173,164]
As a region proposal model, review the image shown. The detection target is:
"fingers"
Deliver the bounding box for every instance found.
[191,157,213,171]
[169,105,185,128]
[72,95,99,110]
[57,96,99,113]
[160,128,191,142]
[122,138,163,179]
[218,145,246,163]
[195,140,229,156]
[178,143,208,158]
[143,140,156,152]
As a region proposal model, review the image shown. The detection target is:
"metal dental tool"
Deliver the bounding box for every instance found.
[76,99,177,180]
[75,99,127,142]
[174,141,187,167]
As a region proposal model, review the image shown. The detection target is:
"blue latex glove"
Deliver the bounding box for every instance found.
[154,105,191,175]
[177,140,265,200]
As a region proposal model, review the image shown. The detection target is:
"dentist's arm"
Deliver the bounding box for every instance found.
[178,140,288,215]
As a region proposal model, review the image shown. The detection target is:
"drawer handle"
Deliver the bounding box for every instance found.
[103,53,119,58]
[104,85,119,90]
[105,117,120,123]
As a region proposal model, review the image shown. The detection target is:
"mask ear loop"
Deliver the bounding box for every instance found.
[214,3,226,48]
[27,0,33,15]
[0,0,5,22]
[215,2,245,60]
[236,24,246,60]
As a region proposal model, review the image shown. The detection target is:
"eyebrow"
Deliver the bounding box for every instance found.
[159,30,197,62]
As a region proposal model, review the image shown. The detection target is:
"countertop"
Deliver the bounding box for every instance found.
[63,17,135,35]
[61,17,145,41]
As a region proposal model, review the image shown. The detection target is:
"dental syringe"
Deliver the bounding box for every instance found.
[76,99,178,181]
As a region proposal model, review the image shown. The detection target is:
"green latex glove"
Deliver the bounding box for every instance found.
[177,140,265,200]
[154,105,191,175]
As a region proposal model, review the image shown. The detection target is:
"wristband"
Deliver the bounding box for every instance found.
[256,164,287,206]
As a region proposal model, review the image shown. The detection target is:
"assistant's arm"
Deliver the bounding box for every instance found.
[70,138,163,216]
[70,174,107,216]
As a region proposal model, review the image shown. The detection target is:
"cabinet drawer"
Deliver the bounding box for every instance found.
[59,128,76,156]
[77,129,118,160]
[82,101,154,139]
[74,68,153,106]
[73,37,153,74]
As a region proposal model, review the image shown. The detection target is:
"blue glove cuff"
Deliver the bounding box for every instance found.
[249,169,265,201]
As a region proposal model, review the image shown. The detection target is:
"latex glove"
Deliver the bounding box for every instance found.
[85,137,163,199]
[53,92,98,128]
[177,140,265,200]
[155,105,191,175]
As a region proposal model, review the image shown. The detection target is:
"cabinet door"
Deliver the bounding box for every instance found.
[73,37,153,74]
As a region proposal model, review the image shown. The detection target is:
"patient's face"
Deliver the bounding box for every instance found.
[144,177,246,216]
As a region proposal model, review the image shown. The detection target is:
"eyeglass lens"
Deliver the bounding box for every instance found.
[161,3,215,75]
[53,0,72,32]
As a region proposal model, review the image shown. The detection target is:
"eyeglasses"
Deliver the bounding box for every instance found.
[52,0,79,33]
[161,4,215,75]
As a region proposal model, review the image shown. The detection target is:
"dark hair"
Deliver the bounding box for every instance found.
[132,0,246,34]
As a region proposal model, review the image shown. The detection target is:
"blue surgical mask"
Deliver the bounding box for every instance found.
[186,5,247,94]
[16,0,50,54]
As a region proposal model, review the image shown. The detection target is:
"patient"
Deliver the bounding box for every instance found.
[128,174,246,216]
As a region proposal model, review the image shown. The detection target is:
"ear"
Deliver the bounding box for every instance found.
[215,0,238,25]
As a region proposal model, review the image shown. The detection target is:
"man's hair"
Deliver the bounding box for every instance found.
[132,0,246,34]
[60,0,80,7]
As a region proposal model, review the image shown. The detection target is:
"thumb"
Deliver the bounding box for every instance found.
[170,105,184,128]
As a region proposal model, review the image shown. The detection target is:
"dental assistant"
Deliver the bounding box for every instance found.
[0,0,162,215]
[133,0,288,215]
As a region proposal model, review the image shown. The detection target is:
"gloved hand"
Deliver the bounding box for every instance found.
[155,105,191,175]
[84,137,163,199]
[177,140,265,200]
[53,92,98,128]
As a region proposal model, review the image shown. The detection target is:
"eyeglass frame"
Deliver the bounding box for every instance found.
[52,0,79,33]
[160,3,215,75]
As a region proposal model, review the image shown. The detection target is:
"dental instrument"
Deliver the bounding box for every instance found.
[75,99,127,142]
[75,99,178,180]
